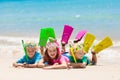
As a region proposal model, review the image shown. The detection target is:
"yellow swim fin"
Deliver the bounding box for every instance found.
[83,33,96,53]
[93,36,113,53]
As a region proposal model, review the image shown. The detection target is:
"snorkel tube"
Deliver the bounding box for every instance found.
[22,40,29,61]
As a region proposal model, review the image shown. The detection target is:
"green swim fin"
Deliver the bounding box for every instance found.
[48,37,56,42]
[93,36,113,53]
[83,33,96,53]
[46,28,56,42]
[38,28,56,47]
[38,28,48,47]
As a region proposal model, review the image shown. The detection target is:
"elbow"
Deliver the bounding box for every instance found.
[12,62,18,67]
[63,65,68,69]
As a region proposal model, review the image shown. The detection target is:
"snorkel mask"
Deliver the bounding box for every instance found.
[69,44,84,63]
[25,42,37,48]
[46,41,60,54]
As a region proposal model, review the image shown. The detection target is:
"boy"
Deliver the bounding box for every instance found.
[62,42,97,68]
[13,41,42,68]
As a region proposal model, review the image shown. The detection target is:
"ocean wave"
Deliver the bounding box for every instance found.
[0,36,120,58]
[0,36,120,46]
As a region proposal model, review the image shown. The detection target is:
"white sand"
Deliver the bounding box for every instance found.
[0,54,120,80]
[0,36,120,80]
[1,64,120,80]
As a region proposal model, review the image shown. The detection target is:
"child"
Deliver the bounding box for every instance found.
[38,41,69,69]
[62,42,97,68]
[13,41,42,68]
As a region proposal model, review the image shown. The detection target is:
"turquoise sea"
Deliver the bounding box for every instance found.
[0,0,120,40]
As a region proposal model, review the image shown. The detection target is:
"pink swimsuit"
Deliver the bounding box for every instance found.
[48,55,69,65]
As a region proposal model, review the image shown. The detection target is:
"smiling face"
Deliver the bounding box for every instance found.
[47,46,57,59]
[26,47,36,58]
[71,44,84,59]
[73,49,84,59]
[25,41,37,58]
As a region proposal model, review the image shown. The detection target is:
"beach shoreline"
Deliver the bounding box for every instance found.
[0,35,120,80]
[0,0,120,79]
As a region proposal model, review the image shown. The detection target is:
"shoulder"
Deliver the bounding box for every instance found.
[59,55,68,60]
[68,56,74,59]
[21,55,27,59]
[68,56,74,62]
[82,55,88,59]
[17,55,26,63]
[35,52,42,56]
[61,55,68,59]
[81,55,89,62]
[59,55,69,63]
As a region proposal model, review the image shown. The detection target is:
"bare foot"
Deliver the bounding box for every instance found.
[73,39,80,43]
[61,41,66,46]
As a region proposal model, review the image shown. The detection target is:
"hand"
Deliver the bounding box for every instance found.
[42,66,53,70]
[67,63,73,69]
[24,64,29,68]
[53,63,59,65]
[38,63,45,68]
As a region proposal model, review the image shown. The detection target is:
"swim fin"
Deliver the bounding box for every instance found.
[83,33,96,53]
[93,36,113,53]
[48,37,56,42]
[75,30,87,41]
[38,28,48,47]
[46,28,56,42]
[22,40,29,61]
[61,25,74,44]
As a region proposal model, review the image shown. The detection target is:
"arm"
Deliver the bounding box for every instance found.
[61,42,66,53]
[13,62,25,67]
[69,62,86,68]
[13,62,38,68]
[23,63,38,68]
[43,61,68,69]
[13,56,26,67]
[37,58,46,68]
[40,47,44,55]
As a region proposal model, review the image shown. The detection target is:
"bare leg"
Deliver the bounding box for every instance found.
[40,47,44,55]
[91,51,97,65]
[61,41,66,53]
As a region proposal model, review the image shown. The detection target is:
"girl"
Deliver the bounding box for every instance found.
[38,41,69,69]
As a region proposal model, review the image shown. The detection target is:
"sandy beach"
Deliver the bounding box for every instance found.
[0,36,120,80]
[0,0,120,79]
[0,57,120,80]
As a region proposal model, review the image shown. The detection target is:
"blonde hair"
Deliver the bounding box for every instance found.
[70,43,84,55]
[25,41,39,52]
